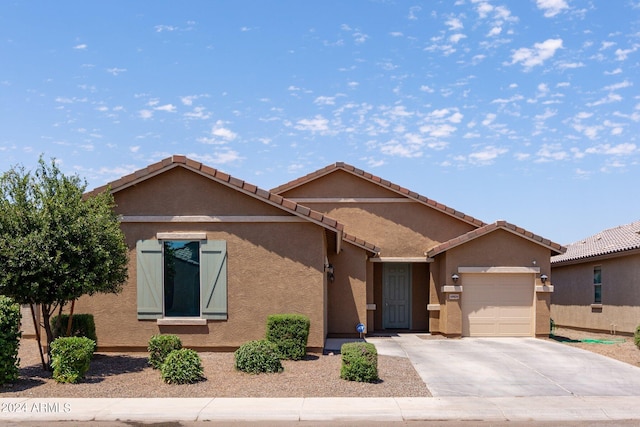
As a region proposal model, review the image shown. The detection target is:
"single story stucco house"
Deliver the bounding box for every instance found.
[551,220,640,335]
[67,155,564,351]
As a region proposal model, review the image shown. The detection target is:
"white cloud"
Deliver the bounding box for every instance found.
[184,107,211,120]
[295,115,330,133]
[420,85,435,93]
[509,39,563,69]
[445,18,464,31]
[536,0,569,17]
[155,25,177,32]
[585,143,637,155]
[615,47,638,61]
[468,146,508,165]
[449,33,467,44]
[604,80,632,91]
[139,110,153,119]
[106,67,127,76]
[314,96,336,105]
[390,32,404,37]
[190,150,242,165]
[604,68,622,75]
[211,120,237,141]
[586,93,622,107]
[487,26,502,37]
[154,104,177,113]
[536,143,568,162]
[73,44,87,50]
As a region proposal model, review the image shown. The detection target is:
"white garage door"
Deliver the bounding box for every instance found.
[462,273,534,337]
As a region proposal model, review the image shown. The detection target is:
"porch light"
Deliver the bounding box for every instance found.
[325,263,335,282]
[451,274,459,283]
[540,274,548,284]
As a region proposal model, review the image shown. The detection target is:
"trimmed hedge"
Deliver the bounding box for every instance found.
[50,336,95,383]
[51,314,97,351]
[0,296,21,385]
[161,349,205,384]
[340,342,379,383]
[266,314,310,360]
[634,325,640,349]
[234,340,283,374]
[148,334,182,369]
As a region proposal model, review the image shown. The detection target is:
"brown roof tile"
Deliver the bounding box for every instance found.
[552,220,640,264]
[427,220,565,257]
[86,155,379,255]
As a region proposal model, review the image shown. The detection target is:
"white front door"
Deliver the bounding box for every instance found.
[383,263,411,329]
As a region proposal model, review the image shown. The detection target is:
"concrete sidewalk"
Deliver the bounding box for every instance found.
[1,396,640,423]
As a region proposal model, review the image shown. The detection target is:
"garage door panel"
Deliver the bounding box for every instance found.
[462,273,534,337]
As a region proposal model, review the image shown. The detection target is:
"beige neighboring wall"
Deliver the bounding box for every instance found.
[551,252,640,334]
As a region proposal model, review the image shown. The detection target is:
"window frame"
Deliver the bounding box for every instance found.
[593,266,602,304]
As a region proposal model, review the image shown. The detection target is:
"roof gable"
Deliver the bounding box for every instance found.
[427,220,566,257]
[551,219,640,264]
[87,155,379,255]
[272,162,486,228]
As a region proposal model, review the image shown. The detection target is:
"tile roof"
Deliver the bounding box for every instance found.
[87,155,380,254]
[426,220,566,258]
[271,162,487,228]
[551,219,640,264]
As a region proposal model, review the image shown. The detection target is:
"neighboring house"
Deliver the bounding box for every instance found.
[551,220,640,335]
[71,156,564,351]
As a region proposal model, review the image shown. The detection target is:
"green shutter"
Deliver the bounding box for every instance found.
[201,240,228,320]
[136,240,163,319]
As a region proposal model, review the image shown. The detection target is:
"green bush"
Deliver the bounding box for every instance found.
[234,340,284,374]
[266,314,310,360]
[0,296,21,385]
[148,334,182,369]
[634,325,640,349]
[340,342,379,383]
[160,348,205,384]
[51,314,97,351]
[50,336,95,383]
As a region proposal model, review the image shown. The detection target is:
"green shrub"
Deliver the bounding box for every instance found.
[550,318,556,335]
[234,340,284,374]
[266,314,310,360]
[160,348,205,384]
[50,336,95,383]
[148,334,182,369]
[51,314,97,351]
[340,342,379,383]
[0,296,21,385]
[634,325,640,349]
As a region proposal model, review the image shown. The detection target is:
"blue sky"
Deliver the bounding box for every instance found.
[1,0,639,245]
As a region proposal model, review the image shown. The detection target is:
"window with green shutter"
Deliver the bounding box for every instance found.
[136,239,227,320]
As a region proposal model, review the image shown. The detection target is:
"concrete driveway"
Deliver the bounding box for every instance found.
[365,334,640,397]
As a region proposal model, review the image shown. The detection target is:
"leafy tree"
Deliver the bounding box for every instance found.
[0,157,128,365]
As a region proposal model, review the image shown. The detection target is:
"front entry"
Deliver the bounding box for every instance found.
[383,263,411,329]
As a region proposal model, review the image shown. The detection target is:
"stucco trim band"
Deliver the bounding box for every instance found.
[535,285,555,293]
[156,318,208,326]
[458,266,540,274]
[156,232,208,240]
[370,257,431,263]
[125,215,307,223]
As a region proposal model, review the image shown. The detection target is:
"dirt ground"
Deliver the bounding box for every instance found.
[548,327,640,367]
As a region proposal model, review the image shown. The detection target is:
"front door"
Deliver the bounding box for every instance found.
[383,263,411,329]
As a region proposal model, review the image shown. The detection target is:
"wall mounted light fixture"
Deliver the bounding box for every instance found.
[451,274,459,283]
[325,263,335,282]
[540,274,548,284]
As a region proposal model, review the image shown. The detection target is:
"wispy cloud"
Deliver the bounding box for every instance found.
[509,39,563,69]
[106,67,127,76]
[536,0,569,17]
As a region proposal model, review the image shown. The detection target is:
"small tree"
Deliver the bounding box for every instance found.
[0,157,128,367]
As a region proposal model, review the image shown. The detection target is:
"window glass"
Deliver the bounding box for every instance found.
[163,241,200,317]
[593,267,602,284]
[594,284,602,304]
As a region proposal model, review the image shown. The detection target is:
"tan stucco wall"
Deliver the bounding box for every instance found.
[434,230,554,337]
[278,171,476,257]
[551,252,640,334]
[73,168,331,351]
[327,243,368,336]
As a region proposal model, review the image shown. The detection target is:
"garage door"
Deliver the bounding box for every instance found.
[462,273,534,337]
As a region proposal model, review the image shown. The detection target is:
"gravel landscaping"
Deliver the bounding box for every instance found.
[2,327,638,398]
[1,338,430,398]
